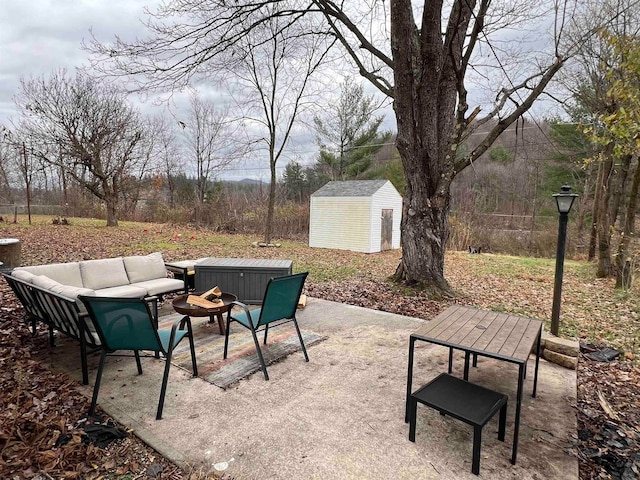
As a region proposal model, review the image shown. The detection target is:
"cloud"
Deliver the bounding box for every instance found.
[0,0,151,125]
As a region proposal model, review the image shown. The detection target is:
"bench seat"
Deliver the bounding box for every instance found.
[408,373,508,475]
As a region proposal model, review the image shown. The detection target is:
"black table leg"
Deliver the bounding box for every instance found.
[463,351,471,380]
[533,327,542,397]
[511,363,525,464]
[405,336,416,423]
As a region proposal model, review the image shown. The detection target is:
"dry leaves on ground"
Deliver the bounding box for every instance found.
[575,360,640,479]
[0,220,639,479]
[0,283,192,479]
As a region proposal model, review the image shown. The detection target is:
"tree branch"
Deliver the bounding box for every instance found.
[454,56,566,173]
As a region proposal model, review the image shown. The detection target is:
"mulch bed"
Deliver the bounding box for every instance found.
[575,360,640,479]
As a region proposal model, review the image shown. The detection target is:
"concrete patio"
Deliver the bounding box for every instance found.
[41,298,578,479]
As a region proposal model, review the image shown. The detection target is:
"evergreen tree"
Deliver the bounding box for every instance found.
[313,78,390,181]
[282,161,307,202]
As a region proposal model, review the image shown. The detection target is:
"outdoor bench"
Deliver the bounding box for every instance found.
[3,252,186,384]
[408,373,507,475]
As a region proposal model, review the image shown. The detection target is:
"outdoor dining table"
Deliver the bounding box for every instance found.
[405,304,543,465]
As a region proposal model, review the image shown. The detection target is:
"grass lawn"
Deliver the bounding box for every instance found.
[1,216,638,357]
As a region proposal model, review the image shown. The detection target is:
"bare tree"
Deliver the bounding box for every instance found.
[1,128,47,224]
[0,127,18,204]
[230,13,332,244]
[87,0,583,293]
[148,115,183,209]
[14,69,148,226]
[180,91,241,224]
[17,142,34,225]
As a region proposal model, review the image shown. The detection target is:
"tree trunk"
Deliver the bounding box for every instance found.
[589,160,604,261]
[609,153,631,233]
[387,1,469,295]
[264,160,277,245]
[22,143,32,226]
[167,174,176,209]
[393,198,452,295]
[577,163,595,237]
[105,194,119,227]
[596,154,614,277]
[60,164,69,210]
[615,157,640,289]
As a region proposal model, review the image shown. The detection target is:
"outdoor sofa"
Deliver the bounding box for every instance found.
[3,252,186,384]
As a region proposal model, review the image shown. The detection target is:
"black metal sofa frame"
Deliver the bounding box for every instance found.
[3,272,101,385]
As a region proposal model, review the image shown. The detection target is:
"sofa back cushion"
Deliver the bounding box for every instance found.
[50,284,96,314]
[17,263,83,287]
[80,258,130,290]
[30,274,95,306]
[31,275,63,291]
[123,252,168,283]
[50,283,96,300]
[11,269,37,283]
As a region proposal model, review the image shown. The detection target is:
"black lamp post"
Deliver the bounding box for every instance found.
[550,185,579,336]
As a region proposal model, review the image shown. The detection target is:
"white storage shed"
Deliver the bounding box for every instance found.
[309,180,403,253]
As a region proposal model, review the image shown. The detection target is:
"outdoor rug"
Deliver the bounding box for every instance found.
[159,313,327,389]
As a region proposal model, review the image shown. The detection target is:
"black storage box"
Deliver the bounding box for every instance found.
[195,258,293,304]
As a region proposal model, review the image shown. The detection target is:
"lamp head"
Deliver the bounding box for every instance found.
[553,185,578,214]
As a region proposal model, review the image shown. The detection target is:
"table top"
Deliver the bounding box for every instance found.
[172,292,237,316]
[411,304,542,364]
[195,257,292,269]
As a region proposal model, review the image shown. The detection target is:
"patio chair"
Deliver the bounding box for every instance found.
[78,295,198,420]
[223,272,309,380]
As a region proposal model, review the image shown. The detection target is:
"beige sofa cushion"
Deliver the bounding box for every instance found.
[123,252,167,283]
[80,258,129,290]
[11,269,37,283]
[132,278,184,296]
[50,283,96,300]
[50,284,96,314]
[31,275,95,312]
[94,285,148,298]
[17,262,83,287]
[31,275,62,291]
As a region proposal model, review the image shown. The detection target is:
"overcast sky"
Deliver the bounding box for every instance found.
[1,1,565,181]
[0,1,154,123]
[0,0,395,181]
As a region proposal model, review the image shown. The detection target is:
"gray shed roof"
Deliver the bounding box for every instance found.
[311,180,391,197]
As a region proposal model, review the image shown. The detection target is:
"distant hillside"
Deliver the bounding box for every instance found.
[222,178,264,186]
[371,120,562,217]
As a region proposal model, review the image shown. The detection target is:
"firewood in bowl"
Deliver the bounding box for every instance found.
[200,285,222,300]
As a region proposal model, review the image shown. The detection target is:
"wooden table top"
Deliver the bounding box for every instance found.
[412,304,543,364]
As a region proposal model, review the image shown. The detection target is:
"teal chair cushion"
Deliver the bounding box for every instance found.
[224,272,309,381]
[157,329,188,351]
[232,308,262,328]
[88,301,161,351]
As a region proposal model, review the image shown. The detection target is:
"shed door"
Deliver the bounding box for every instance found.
[381,209,393,250]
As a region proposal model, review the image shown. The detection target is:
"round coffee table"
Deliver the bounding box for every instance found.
[171,292,237,335]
